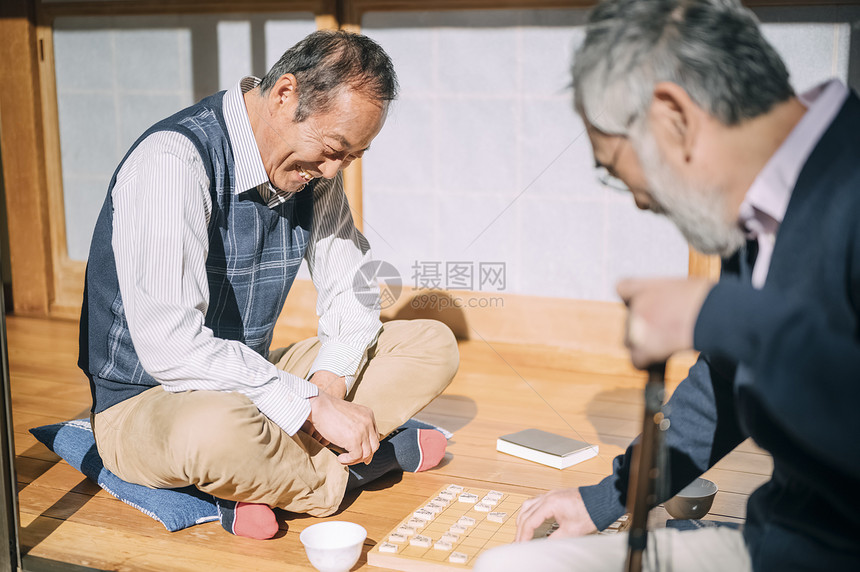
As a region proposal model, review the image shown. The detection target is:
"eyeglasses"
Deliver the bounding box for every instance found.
[595,137,630,193]
[596,167,629,193]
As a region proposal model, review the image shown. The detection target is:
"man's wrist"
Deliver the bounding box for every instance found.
[309,370,347,399]
[578,481,625,531]
[309,341,366,392]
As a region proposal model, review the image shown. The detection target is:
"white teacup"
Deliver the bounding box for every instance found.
[299,521,367,572]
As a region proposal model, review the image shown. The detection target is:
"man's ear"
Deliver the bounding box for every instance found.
[269,73,298,112]
[648,82,701,165]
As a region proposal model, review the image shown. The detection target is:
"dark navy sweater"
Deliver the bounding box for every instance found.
[581,93,860,570]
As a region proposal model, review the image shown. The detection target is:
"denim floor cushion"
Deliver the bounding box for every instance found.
[29,419,218,531]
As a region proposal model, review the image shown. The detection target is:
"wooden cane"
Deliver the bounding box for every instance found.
[624,362,667,572]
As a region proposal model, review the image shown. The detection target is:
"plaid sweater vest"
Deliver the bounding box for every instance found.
[79,92,314,414]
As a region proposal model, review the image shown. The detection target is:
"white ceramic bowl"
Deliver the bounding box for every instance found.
[299,521,367,572]
[664,477,719,519]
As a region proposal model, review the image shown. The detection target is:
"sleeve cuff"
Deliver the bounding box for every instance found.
[309,340,366,392]
[253,372,319,436]
[579,477,627,531]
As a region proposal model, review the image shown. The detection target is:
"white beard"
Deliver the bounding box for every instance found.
[632,130,746,258]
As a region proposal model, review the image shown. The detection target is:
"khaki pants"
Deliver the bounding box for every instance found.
[92,319,459,517]
[474,527,752,572]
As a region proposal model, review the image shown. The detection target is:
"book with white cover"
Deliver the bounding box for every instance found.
[496,428,599,469]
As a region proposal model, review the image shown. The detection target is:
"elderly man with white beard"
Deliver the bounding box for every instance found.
[475,0,860,571]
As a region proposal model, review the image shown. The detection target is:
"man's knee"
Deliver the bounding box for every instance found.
[402,319,460,384]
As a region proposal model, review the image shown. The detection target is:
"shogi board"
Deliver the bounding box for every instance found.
[366,484,630,571]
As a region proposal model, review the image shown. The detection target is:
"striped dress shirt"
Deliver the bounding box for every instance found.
[110,77,382,435]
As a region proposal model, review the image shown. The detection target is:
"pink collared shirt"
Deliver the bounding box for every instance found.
[739,79,849,289]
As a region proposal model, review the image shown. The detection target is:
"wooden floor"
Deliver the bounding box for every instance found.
[8,316,772,571]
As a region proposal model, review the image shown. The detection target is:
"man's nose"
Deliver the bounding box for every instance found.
[632,191,652,211]
[320,158,344,179]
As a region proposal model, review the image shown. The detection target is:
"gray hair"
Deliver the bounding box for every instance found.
[572,0,794,135]
[260,30,399,123]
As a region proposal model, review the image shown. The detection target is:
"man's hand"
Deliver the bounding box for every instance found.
[516,488,597,542]
[309,370,347,400]
[301,371,348,445]
[300,419,328,446]
[616,277,714,369]
[307,391,379,465]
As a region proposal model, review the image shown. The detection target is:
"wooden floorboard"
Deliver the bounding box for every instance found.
[7,316,771,570]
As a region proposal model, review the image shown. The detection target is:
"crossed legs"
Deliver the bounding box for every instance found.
[92,319,459,517]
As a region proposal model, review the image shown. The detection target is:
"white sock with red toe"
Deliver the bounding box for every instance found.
[216,499,279,540]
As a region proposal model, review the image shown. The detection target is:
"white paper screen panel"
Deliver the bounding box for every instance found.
[53,13,317,261]
[360,8,852,301]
